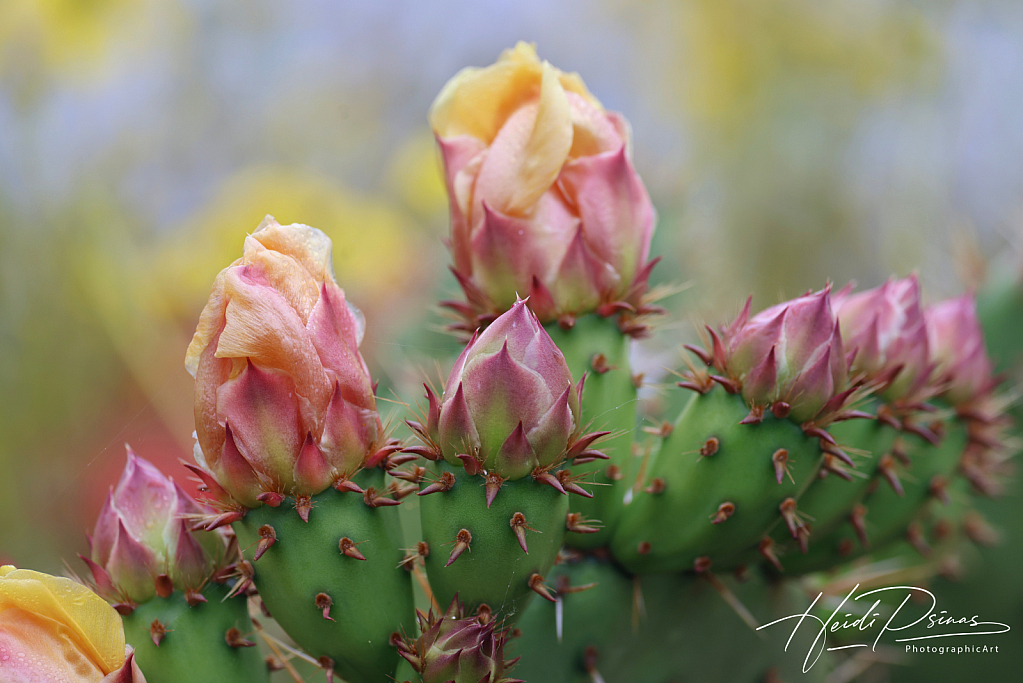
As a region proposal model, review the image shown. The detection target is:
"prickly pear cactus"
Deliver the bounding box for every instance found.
[404,301,606,620]
[613,287,864,573]
[82,449,267,682]
[233,467,414,683]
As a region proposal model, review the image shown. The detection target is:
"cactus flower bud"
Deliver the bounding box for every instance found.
[0,566,147,682]
[185,216,384,507]
[85,447,225,605]
[832,275,931,401]
[434,299,581,479]
[724,287,847,423]
[431,42,656,324]
[396,596,517,683]
[925,295,994,405]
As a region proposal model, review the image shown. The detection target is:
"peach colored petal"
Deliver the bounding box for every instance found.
[249,215,335,285]
[0,567,125,675]
[240,236,321,325]
[184,267,233,377]
[216,266,331,422]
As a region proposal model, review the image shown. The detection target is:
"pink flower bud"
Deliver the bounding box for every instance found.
[185,217,384,506]
[725,288,847,422]
[833,275,931,401]
[431,42,656,323]
[437,300,580,478]
[925,295,994,405]
[87,447,224,605]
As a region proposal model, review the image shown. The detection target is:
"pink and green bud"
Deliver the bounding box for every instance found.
[432,300,581,479]
[725,287,847,423]
[925,295,995,406]
[833,275,931,402]
[185,217,385,507]
[431,42,656,324]
[85,447,225,605]
[395,596,518,683]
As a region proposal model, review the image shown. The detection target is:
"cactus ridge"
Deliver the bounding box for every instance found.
[611,385,825,574]
[232,467,414,683]
[418,460,569,623]
[120,583,268,683]
[545,314,639,548]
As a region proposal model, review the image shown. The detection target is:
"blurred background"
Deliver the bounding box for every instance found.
[1,0,1022,679]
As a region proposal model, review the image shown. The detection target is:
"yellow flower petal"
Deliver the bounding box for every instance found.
[0,567,125,675]
[429,42,600,143]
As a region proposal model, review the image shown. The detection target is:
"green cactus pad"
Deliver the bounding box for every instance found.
[769,408,898,552]
[121,583,268,683]
[418,460,568,621]
[781,413,968,575]
[546,314,637,548]
[512,556,832,682]
[611,385,823,573]
[233,468,414,683]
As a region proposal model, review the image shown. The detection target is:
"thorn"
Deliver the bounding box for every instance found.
[632,372,645,389]
[733,565,749,582]
[739,405,764,425]
[154,574,173,599]
[796,525,811,553]
[567,431,611,459]
[838,538,855,556]
[476,603,494,624]
[315,593,336,621]
[418,471,456,496]
[333,478,365,494]
[194,510,244,532]
[643,421,673,438]
[528,573,556,602]
[557,314,576,331]
[390,450,428,465]
[572,449,610,464]
[677,380,709,393]
[906,523,931,557]
[225,627,255,648]
[112,603,135,616]
[771,402,791,419]
[904,420,941,446]
[389,465,427,483]
[963,513,1000,546]
[253,524,277,561]
[700,437,720,457]
[711,502,735,524]
[150,618,168,646]
[876,405,902,430]
[605,464,623,480]
[596,300,634,317]
[644,477,666,495]
[759,538,783,572]
[184,588,207,606]
[457,453,482,475]
[779,498,803,539]
[363,487,401,507]
[637,541,652,555]
[510,512,537,554]
[566,512,602,534]
[772,449,792,485]
[555,575,598,594]
[802,426,835,445]
[891,443,911,466]
[256,491,285,507]
[684,344,713,366]
[319,656,335,683]
[338,536,367,560]
[929,476,950,504]
[294,494,313,522]
[590,353,612,374]
[878,454,904,496]
[558,469,594,498]
[850,504,869,548]
[446,529,472,566]
[533,469,567,494]
[821,442,855,467]
[710,375,740,394]
[822,454,853,481]
[693,556,712,573]
[485,471,506,507]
